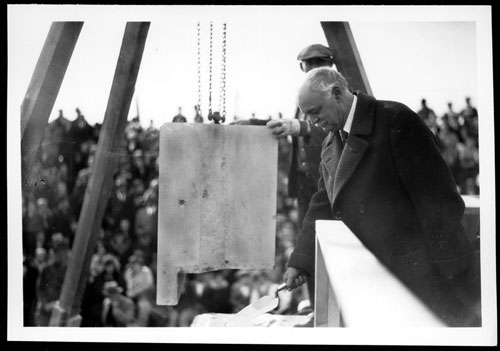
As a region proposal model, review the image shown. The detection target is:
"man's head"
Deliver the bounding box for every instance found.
[297,67,354,133]
[297,44,334,73]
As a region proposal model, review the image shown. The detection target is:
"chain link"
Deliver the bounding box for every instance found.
[197,22,202,116]
[208,21,213,115]
[219,23,227,119]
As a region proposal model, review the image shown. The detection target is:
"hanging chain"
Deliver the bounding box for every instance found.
[219,23,227,119]
[208,21,214,116]
[197,22,202,117]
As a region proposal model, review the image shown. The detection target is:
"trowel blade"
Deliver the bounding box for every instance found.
[226,295,279,327]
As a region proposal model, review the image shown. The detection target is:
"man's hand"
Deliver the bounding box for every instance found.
[283,267,308,290]
[267,119,301,138]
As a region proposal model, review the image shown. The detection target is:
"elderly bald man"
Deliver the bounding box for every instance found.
[284,67,480,327]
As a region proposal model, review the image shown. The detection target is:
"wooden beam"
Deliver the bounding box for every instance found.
[321,22,373,95]
[20,22,83,184]
[49,22,150,326]
[315,220,444,327]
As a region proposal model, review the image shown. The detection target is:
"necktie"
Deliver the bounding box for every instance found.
[340,130,349,146]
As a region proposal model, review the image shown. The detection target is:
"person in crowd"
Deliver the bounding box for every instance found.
[460,96,479,141]
[71,140,96,192]
[441,102,462,141]
[284,67,480,327]
[47,180,69,209]
[417,99,440,140]
[103,174,135,233]
[101,281,136,327]
[48,198,77,247]
[456,136,479,193]
[107,218,134,269]
[35,198,52,235]
[172,106,187,123]
[23,254,39,326]
[437,123,462,186]
[41,109,72,168]
[23,199,46,256]
[417,98,438,124]
[33,247,48,273]
[129,178,146,200]
[194,105,204,123]
[198,271,232,314]
[142,120,160,152]
[88,240,108,281]
[71,154,95,217]
[35,239,70,326]
[69,108,94,146]
[24,246,49,326]
[81,254,126,327]
[129,149,150,182]
[124,254,155,327]
[229,270,254,313]
[134,188,158,265]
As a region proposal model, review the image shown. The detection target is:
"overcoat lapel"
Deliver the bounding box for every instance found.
[332,135,369,203]
[330,91,376,205]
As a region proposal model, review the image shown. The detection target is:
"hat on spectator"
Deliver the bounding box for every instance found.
[103,254,121,270]
[297,44,334,61]
[103,280,123,296]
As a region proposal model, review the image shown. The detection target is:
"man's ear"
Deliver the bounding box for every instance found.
[331,85,343,101]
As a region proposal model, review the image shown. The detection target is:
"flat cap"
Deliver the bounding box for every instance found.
[297,44,334,61]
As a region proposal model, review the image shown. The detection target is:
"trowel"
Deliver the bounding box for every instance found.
[226,283,289,327]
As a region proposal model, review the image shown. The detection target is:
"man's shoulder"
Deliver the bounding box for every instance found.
[377,99,413,115]
[375,99,420,125]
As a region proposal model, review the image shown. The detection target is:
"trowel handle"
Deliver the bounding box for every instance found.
[276,283,289,293]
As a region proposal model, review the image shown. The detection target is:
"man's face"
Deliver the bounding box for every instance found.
[298,86,345,133]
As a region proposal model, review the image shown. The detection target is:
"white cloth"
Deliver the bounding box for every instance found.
[343,94,357,134]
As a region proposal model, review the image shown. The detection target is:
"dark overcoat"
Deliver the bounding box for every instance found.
[288,91,478,326]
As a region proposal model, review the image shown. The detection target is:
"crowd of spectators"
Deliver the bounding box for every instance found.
[417,97,479,195]
[22,107,308,328]
[22,97,479,327]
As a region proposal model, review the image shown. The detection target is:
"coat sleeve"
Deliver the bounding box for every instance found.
[287,163,333,276]
[390,106,473,277]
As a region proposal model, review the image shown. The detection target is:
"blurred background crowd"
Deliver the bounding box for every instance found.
[22,96,479,327]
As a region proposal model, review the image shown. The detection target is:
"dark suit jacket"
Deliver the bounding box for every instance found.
[288,92,475,324]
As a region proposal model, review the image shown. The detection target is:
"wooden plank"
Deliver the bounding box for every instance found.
[314,236,341,327]
[157,124,277,305]
[20,22,83,184]
[315,220,445,327]
[49,22,150,326]
[461,195,480,246]
[321,22,373,95]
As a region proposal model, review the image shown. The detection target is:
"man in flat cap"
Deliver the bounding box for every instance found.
[233,44,335,308]
[296,43,335,73]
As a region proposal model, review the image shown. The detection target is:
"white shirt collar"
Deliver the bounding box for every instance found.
[343,94,357,134]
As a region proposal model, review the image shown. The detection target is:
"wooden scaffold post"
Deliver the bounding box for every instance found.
[49,22,150,326]
[321,21,373,95]
[20,22,83,187]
